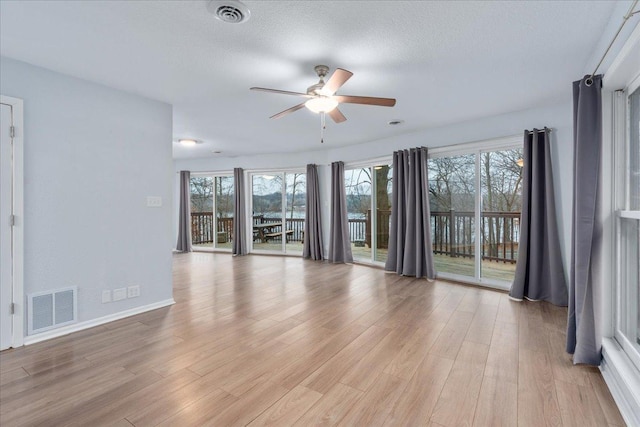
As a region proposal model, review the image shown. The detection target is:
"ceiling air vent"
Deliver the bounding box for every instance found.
[208,1,251,24]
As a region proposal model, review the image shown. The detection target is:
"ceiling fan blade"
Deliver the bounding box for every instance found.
[334,95,396,107]
[321,68,353,95]
[269,103,306,119]
[328,108,347,123]
[250,87,313,98]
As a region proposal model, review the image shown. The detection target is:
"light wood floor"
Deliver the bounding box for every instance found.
[0,253,625,426]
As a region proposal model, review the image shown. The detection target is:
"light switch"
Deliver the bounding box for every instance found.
[146,196,162,207]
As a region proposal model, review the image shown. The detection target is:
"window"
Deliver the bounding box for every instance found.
[251,171,305,254]
[428,143,523,288]
[344,163,393,264]
[190,175,234,251]
[615,80,640,370]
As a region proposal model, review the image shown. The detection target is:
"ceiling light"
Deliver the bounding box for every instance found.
[305,96,338,113]
[179,139,199,146]
[207,1,251,24]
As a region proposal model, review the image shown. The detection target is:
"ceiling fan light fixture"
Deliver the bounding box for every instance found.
[305,96,338,113]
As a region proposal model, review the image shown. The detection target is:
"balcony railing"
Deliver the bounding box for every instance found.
[190,210,520,263]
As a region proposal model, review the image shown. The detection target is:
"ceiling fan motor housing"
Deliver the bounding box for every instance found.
[307,65,330,94]
[307,82,324,95]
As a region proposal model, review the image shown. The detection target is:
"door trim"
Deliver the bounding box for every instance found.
[1,95,24,348]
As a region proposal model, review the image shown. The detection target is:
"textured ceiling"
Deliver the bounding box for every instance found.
[0,1,621,159]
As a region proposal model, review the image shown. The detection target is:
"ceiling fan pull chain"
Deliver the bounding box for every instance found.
[320,112,326,143]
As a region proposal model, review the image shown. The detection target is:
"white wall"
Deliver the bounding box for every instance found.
[175,101,575,279]
[0,57,174,333]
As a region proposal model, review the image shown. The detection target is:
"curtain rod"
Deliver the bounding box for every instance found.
[586,0,639,86]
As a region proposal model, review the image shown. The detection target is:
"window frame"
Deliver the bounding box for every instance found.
[613,73,640,372]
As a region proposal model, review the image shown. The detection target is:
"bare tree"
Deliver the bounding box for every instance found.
[428,155,475,211]
[345,168,372,216]
[481,149,523,257]
[375,165,391,211]
[190,177,213,213]
[288,173,306,220]
[215,176,234,218]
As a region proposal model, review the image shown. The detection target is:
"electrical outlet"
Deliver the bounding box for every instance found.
[146,196,162,207]
[101,290,111,303]
[127,285,140,298]
[113,288,127,301]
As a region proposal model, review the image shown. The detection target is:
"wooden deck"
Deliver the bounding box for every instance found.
[0,253,623,426]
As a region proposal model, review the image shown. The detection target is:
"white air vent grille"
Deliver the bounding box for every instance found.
[207,1,251,24]
[28,287,77,334]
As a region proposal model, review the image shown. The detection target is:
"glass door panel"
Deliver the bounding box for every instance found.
[252,174,284,252]
[480,148,523,281]
[190,176,214,249]
[373,165,392,263]
[345,168,372,261]
[214,176,234,250]
[285,173,306,253]
[428,154,476,278]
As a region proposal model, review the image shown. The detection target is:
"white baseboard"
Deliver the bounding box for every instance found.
[600,338,640,427]
[23,298,175,346]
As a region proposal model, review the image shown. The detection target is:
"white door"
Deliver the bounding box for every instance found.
[0,102,13,350]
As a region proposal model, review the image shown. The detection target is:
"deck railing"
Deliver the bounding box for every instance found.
[191,213,233,244]
[191,210,520,263]
[430,210,520,264]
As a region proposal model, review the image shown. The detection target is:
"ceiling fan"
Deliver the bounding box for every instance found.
[250,65,396,124]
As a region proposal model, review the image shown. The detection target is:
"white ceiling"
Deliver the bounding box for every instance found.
[0,1,621,159]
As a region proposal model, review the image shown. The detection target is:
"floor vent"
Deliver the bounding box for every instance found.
[28,286,77,334]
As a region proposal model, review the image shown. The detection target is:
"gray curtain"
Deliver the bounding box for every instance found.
[232,167,248,256]
[303,164,324,260]
[328,161,353,263]
[509,129,568,305]
[384,147,436,279]
[176,170,192,252]
[567,75,602,366]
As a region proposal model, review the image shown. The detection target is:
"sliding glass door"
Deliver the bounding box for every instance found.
[345,168,372,261]
[344,163,393,264]
[480,149,523,281]
[429,154,476,277]
[428,144,523,287]
[190,174,234,251]
[285,173,306,253]
[251,171,305,254]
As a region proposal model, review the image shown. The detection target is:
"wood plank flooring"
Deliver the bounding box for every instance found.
[0,252,625,426]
